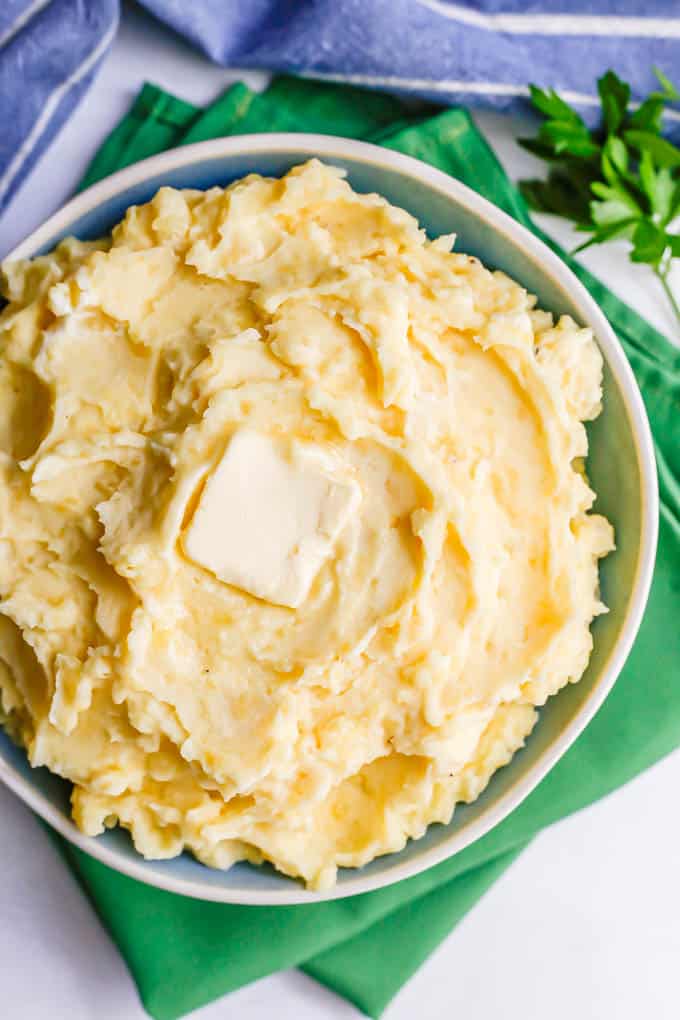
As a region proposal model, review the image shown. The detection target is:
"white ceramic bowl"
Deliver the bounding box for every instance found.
[0,135,658,904]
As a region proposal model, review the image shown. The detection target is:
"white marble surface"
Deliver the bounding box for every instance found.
[1,5,679,1019]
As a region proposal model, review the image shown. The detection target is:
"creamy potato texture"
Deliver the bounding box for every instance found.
[0,161,613,889]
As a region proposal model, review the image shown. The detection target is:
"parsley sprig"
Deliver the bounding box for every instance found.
[519,69,680,328]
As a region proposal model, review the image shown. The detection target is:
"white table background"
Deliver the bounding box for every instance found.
[1,5,679,1019]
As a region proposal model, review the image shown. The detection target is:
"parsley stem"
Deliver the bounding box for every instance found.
[655,264,680,330]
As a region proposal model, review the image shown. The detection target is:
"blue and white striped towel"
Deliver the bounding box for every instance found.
[2,0,680,217]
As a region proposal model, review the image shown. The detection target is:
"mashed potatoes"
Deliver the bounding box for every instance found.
[0,161,613,889]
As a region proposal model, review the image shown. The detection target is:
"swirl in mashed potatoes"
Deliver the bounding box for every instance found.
[0,161,613,889]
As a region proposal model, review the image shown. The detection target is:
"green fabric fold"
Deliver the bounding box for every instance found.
[54,76,679,1020]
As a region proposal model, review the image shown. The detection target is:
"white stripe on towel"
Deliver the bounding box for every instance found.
[418,0,680,38]
[0,0,52,51]
[303,71,680,122]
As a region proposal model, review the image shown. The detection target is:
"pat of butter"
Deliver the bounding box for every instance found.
[183,430,361,608]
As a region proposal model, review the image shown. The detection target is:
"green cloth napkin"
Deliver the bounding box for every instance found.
[55,76,680,1020]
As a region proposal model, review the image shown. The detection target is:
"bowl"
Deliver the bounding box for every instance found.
[0,134,658,904]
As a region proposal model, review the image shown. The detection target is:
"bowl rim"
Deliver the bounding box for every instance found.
[0,132,659,904]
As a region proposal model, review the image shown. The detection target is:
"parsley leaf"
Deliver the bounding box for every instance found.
[528,84,583,123]
[624,130,680,168]
[519,67,680,329]
[654,67,680,102]
[598,70,631,135]
[631,220,669,265]
[629,96,666,133]
[639,152,675,222]
[520,173,593,222]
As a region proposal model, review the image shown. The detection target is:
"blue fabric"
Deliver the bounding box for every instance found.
[0,0,118,215]
[2,0,680,217]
